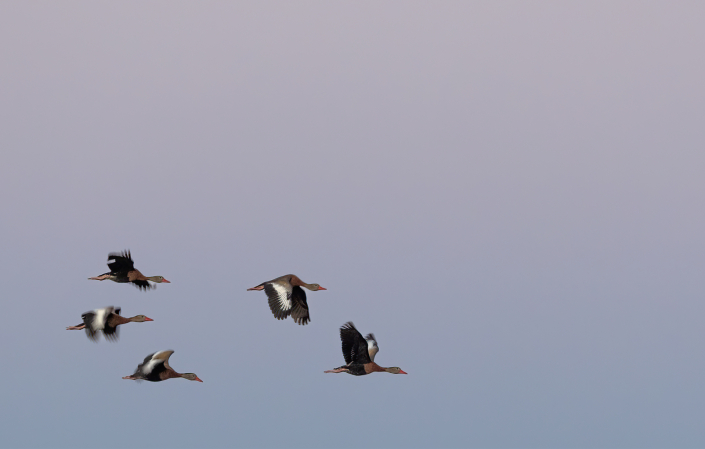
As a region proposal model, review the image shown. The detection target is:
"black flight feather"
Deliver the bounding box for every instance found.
[290,286,310,325]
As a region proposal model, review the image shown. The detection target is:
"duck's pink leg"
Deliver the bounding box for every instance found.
[66,324,86,330]
[122,375,138,380]
[247,286,265,291]
[324,368,348,373]
[88,274,110,280]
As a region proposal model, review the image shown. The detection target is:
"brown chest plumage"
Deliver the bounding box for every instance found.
[364,362,385,374]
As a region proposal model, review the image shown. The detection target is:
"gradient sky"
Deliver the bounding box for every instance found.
[1,1,705,448]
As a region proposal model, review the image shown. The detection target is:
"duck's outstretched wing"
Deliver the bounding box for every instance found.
[340,322,370,365]
[81,311,99,342]
[290,286,310,325]
[102,307,121,342]
[134,350,173,379]
[107,250,135,273]
[80,306,112,342]
[264,281,293,320]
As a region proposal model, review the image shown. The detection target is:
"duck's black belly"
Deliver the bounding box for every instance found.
[345,364,368,376]
[111,271,131,283]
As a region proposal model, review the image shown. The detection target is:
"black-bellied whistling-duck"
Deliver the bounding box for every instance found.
[324,322,407,376]
[122,350,202,382]
[66,306,153,342]
[88,250,170,291]
[247,274,326,325]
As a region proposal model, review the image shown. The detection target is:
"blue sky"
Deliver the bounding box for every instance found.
[1,1,705,448]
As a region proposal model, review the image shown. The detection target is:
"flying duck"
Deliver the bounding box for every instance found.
[247,274,326,325]
[324,322,407,375]
[66,306,153,341]
[89,250,170,291]
[122,350,202,382]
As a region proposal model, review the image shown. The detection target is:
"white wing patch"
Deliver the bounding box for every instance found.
[142,351,168,375]
[91,307,111,331]
[271,283,293,311]
[366,338,379,362]
[142,358,159,375]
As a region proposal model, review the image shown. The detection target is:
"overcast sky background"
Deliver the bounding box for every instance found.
[1,1,705,448]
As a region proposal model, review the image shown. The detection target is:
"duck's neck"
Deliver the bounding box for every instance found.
[165,370,182,380]
[366,362,386,373]
[111,315,131,325]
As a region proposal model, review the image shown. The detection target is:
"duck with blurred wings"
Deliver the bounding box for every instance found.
[66,306,153,341]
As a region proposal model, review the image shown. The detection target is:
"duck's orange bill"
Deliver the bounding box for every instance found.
[399,370,408,374]
[161,279,171,283]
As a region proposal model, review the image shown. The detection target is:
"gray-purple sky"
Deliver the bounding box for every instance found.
[2,1,705,448]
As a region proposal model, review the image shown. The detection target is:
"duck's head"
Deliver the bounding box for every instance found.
[181,373,203,382]
[147,276,170,283]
